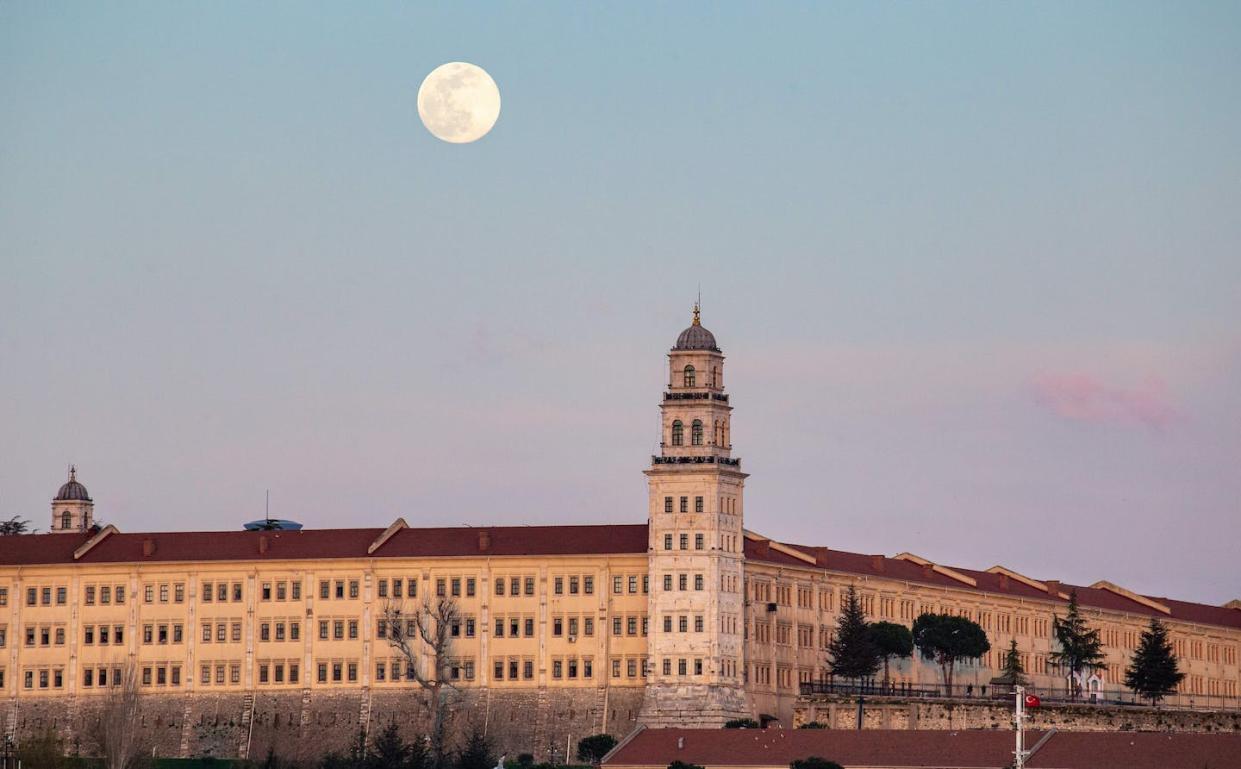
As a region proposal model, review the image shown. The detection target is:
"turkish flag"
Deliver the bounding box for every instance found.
[1025,694,1041,708]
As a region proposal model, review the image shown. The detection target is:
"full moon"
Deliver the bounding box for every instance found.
[417,62,501,144]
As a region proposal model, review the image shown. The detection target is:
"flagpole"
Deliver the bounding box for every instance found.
[1014,685,1027,769]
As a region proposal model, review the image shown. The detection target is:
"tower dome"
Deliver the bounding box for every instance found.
[673,305,719,351]
[55,466,91,501]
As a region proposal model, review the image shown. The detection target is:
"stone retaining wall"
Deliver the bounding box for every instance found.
[793,695,1241,734]
[6,687,647,763]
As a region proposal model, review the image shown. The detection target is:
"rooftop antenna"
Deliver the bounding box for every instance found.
[265,489,272,527]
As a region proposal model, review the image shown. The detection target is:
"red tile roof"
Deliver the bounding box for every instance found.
[743,539,1241,632]
[2,522,1235,632]
[0,524,650,565]
[603,728,1241,769]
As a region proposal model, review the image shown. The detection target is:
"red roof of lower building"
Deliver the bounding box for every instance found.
[603,728,1241,769]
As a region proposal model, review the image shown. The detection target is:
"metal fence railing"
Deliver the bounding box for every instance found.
[797,680,1241,713]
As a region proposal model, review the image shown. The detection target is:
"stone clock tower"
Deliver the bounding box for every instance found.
[639,306,750,726]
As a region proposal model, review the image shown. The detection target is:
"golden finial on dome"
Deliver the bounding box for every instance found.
[692,303,701,326]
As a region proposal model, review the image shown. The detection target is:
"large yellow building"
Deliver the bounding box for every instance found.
[2,311,1239,758]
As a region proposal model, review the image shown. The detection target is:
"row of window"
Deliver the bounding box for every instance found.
[662,615,705,633]
[660,573,705,591]
[663,532,707,551]
[83,584,127,605]
[612,574,648,595]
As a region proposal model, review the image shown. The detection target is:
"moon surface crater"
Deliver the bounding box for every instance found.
[417,62,501,144]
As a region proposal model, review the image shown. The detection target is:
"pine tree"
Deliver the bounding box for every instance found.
[455,726,494,769]
[1125,618,1185,706]
[827,586,880,682]
[368,722,410,769]
[999,640,1027,687]
[1050,591,1104,699]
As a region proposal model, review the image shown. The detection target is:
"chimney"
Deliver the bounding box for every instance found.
[871,555,885,573]
[142,538,156,557]
[814,548,829,568]
[921,563,934,579]
[258,535,270,555]
[998,574,1010,590]
[478,530,491,552]
[1045,579,1061,597]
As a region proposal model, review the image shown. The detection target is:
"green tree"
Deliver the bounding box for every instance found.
[455,726,494,769]
[1050,591,1105,699]
[911,613,991,691]
[576,734,618,765]
[368,722,412,769]
[322,728,369,769]
[17,728,72,769]
[0,516,31,536]
[998,639,1028,687]
[790,759,844,769]
[668,762,706,769]
[723,718,759,729]
[827,586,880,682]
[868,621,913,688]
[1125,618,1185,705]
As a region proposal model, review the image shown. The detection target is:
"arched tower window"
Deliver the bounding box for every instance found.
[61,510,71,530]
[683,365,696,388]
[691,419,704,446]
[671,420,684,446]
[712,367,719,388]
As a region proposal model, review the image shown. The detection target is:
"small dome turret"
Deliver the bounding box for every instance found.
[673,305,720,352]
[55,466,91,501]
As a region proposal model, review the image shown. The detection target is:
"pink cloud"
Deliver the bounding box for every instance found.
[1031,373,1178,430]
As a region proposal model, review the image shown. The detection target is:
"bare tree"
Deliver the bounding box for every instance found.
[95,664,143,769]
[382,596,460,769]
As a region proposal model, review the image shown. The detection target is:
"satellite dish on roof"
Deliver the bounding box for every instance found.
[243,489,302,531]
[244,519,303,531]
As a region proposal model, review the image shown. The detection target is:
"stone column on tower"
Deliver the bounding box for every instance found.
[638,305,750,727]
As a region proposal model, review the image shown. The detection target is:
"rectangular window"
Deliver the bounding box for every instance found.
[554,577,564,595]
[680,496,688,513]
[350,580,360,599]
[680,533,688,550]
[291,581,301,600]
[695,533,704,550]
[695,496,703,512]
[335,581,345,599]
[664,534,673,550]
[524,577,535,595]
[511,577,521,596]
[664,496,673,513]
[663,574,673,591]
[494,578,504,596]
[276,582,287,601]
[392,579,402,598]
[262,583,272,601]
[695,574,704,591]
[466,578,476,597]
[628,575,638,594]
[569,576,579,595]
[85,586,97,605]
[319,581,330,599]
[436,579,446,597]
[203,582,213,602]
[583,576,594,595]
[56,586,66,605]
[612,576,623,594]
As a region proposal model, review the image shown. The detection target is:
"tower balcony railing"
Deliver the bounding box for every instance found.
[651,455,741,467]
[663,391,729,403]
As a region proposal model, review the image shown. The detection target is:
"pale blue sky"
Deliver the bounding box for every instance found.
[2,3,1239,602]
